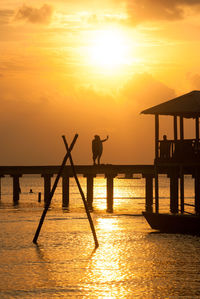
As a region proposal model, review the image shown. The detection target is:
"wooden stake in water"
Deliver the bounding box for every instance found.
[33,134,78,244]
[62,135,99,248]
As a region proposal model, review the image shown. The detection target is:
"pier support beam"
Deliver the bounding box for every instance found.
[180,166,184,214]
[169,171,179,214]
[0,177,2,200]
[11,174,21,205]
[62,175,70,208]
[84,174,96,210]
[42,174,52,204]
[194,169,200,215]
[105,173,116,213]
[143,174,153,212]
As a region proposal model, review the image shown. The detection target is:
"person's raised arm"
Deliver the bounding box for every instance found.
[101,135,109,142]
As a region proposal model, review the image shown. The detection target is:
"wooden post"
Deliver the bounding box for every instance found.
[12,174,21,205]
[154,166,159,213]
[180,116,184,140]
[105,173,116,213]
[196,117,199,140]
[38,192,41,203]
[143,174,153,212]
[42,174,52,204]
[84,174,95,210]
[174,115,177,141]
[62,174,70,207]
[194,169,200,215]
[169,170,179,214]
[33,134,78,244]
[180,166,184,214]
[0,177,1,200]
[155,114,159,159]
[62,135,99,248]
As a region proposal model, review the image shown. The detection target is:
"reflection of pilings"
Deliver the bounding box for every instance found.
[169,171,179,214]
[143,174,153,213]
[105,173,116,213]
[84,174,96,209]
[11,174,21,205]
[194,169,200,215]
[41,174,52,204]
[62,175,70,207]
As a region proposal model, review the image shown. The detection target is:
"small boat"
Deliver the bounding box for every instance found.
[143,211,200,234]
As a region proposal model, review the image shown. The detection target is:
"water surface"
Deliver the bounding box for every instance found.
[0,176,199,298]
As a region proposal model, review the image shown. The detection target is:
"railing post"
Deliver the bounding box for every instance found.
[105,173,116,213]
[155,114,159,160]
[41,174,52,204]
[143,174,153,212]
[11,174,22,205]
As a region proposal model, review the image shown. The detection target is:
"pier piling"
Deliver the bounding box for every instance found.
[84,174,95,210]
[106,173,116,213]
[169,171,179,214]
[143,174,153,213]
[42,174,52,204]
[194,169,200,215]
[62,174,70,207]
[12,175,21,205]
[38,192,41,203]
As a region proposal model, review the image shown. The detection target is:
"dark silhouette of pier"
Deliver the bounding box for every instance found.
[0,164,154,212]
[0,163,199,213]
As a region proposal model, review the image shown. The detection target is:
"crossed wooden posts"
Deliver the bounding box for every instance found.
[33,134,99,248]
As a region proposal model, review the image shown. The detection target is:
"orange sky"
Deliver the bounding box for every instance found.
[1,0,200,165]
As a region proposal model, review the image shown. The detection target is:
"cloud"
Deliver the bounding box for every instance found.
[187,73,200,89]
[15,4,53,24]
[125,0,200,23]
[0,9,14,24]
[121,73,175,109]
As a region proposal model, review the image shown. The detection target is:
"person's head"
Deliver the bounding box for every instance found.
[94,135,100,140]
[163,135,167,140]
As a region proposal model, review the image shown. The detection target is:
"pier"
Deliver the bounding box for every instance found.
[0,164,154,212]
[1,162,200,212]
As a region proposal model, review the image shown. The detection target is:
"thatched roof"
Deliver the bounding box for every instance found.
[141,90,200,118]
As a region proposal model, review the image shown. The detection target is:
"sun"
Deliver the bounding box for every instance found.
[88,28,132,72]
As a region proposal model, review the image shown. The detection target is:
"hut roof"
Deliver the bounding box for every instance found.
[141,90,200,118]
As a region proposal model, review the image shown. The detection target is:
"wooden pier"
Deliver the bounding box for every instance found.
[141,90,200,233]
[0,164,154,212]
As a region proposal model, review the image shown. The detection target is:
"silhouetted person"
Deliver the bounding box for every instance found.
[160,134,171,159]
[92,135,109,165]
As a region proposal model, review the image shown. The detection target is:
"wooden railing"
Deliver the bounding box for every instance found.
[158,139,200,162]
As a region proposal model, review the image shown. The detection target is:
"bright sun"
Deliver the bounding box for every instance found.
[88,28,132,72]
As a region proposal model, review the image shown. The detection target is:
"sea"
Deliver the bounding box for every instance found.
[0,174,200,298]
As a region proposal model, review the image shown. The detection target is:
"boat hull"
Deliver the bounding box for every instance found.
[143,211,200,234]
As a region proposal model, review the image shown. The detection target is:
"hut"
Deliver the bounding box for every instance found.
[141,90,200,233]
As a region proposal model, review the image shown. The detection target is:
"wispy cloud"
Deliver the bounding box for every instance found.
[15,4,53,24]
[0,9,14,24]
[124,0,200,23]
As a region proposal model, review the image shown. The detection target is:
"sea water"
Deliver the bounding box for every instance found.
[0,175,200,298]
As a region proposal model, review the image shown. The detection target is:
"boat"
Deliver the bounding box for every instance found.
[142,211,200,234]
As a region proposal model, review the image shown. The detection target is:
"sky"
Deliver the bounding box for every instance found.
[1,0,200,165]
